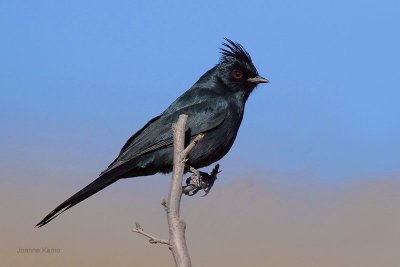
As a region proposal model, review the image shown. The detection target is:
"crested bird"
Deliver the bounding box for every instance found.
[36,38,269,227]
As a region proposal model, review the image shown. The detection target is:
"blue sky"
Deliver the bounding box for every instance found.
[1,0,399,186]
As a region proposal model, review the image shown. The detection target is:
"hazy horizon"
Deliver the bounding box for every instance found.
[2,172,399,266]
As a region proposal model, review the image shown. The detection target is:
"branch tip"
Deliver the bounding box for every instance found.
[132,223,170,246]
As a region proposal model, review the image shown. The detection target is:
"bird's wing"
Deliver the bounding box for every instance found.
[101,98,228,175]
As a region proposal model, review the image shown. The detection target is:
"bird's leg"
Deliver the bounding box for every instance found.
[183,164,220,196]
[188,166,202,188]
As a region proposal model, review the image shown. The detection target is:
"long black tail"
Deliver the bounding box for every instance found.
[36,174,118,227]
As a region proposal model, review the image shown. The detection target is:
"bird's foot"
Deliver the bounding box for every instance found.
[183,164,220,196]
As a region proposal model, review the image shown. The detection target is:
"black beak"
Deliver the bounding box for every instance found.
[247,75,269,84]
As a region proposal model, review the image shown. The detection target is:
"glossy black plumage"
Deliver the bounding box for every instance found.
[36,38,268,227]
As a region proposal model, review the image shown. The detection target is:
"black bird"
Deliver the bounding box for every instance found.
[36,38,269,227]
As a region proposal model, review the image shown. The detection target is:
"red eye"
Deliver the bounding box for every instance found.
[232,70,243,79]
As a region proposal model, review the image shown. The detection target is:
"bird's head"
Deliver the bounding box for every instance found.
[217,38,268,94]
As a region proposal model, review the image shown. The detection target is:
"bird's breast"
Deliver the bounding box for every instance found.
[189,105,244,168]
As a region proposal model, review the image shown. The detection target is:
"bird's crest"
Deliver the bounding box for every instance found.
[220,38,253,64]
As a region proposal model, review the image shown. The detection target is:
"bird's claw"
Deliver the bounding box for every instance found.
[183,164,220,196]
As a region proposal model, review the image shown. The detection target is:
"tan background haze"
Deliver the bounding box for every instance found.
[1,171,399,266]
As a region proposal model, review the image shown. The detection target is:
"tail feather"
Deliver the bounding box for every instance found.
[36,175,117,228]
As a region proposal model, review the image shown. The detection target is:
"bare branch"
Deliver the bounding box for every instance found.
[132,222,170,246]
[167,114,200,267]
[182,133,204,157]
[132,114,205,267]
